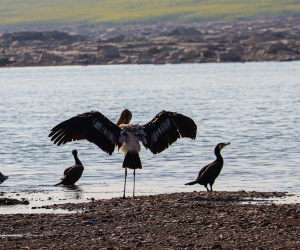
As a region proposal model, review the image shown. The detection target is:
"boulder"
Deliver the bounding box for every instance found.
[134,52,152,64]
[218,49,241,62]
[152,51,169,64]
[77,53,97,64]
[244,34,278,46]
[180,50,199,60]
[206,44,223,51]
[39,52,64,63]
[200,49,217,58]
[169,50,184,59]
[276,50,298,56]
[23,52,34,61]
[1,31,84,43]
[106,35,126,42]
[265,42,291,54]
[10,41,22,48]
[147,47,160,56]
[0,57,9,66]
[168,27,202,37]
[102,47,120,59]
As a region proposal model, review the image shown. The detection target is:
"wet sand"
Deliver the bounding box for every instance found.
[1,191,300,249]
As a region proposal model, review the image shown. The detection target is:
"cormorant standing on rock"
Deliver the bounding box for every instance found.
[185,143,230,191]
[54,150,84,186]
[0,172,9,184]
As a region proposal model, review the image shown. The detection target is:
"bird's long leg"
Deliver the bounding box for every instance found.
[209,184,213,192]
[133,169,136,198]
[123,168,127,199]
[205,184,209,192]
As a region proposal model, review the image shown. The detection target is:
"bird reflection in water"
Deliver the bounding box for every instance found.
[61,185,83,200]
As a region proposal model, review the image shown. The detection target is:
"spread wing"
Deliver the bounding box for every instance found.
[49,111,121,155]
[142,110,197,154]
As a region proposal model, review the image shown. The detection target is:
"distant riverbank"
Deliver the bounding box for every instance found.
[1,16,300,67]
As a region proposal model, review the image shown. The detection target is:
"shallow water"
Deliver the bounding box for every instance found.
[0,62,300,213]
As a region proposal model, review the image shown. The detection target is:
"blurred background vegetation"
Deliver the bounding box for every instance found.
[1,0,300,28]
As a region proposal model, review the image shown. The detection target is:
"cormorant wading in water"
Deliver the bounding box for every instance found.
[54,149,84,186]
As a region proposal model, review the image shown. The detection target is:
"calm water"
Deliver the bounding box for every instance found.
[0,62,300,213]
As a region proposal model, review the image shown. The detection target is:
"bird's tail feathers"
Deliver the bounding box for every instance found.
[185,180,198,186]
[123,152,142,169]
[54,181,63,186]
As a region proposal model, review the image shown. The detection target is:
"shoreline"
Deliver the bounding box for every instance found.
[1,15,300,68]
[1,191,300,249]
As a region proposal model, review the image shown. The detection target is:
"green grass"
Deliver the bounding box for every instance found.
[1,0,300,28]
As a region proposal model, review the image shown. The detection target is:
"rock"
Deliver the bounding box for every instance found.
[206,44,223,51]
[152,51,169,64]
[244,33,278,46]
[158,46,175,52]
[39,52,64,63]
[265,42,291,54]
[23,52,34,62]
[118,56,133,64]
[276,50,298,56]
[102,47,120,58]
[10,41,22,47]
[107,35,126,42]
[97,45,120,58]
[169,50,184,59]
[168,27,202,37]
[200,49,217,58]
[218,49,241,62]
[76,53,97,64]
[134,53,152,64]
[147,47,160,56]
[0,57,9,66]
[0,31,85,43]
[211,242,222,249]
[178,50,199,60]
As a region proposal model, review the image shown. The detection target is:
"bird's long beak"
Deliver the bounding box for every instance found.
[222,142,230,148]
[116,112,125,126]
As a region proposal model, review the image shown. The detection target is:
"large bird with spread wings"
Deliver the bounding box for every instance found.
[49,109,197,198]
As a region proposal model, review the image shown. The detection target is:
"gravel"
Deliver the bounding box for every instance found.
[1,191,300,249]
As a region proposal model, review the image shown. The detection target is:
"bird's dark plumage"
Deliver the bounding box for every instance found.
[54,150,84,186]
[0,172,9,184]
[49,111,121,155]
[185,143,230,191]
[142,110,197,154]
[49,110,197,156]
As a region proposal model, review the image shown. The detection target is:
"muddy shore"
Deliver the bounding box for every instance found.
[1,191,300,249]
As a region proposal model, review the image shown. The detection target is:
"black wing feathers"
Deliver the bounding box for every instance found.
[49,111,120,155]
[170,113,197,139]
[143,110,197,154]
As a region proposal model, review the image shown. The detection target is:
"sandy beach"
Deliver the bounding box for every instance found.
[1,191,300,249]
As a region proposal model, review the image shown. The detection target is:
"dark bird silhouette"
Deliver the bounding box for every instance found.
[54,149,84,186]
[49,109,197,198]
[185,143,230,191]
[0,172,9,184]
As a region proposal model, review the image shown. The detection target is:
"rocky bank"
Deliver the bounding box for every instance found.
[1,15,300,67]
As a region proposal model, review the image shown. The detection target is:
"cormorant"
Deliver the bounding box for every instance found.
[54,149,84,186]
[0,172,9,184]
[185,143,230,191]
[49,109,197,198]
